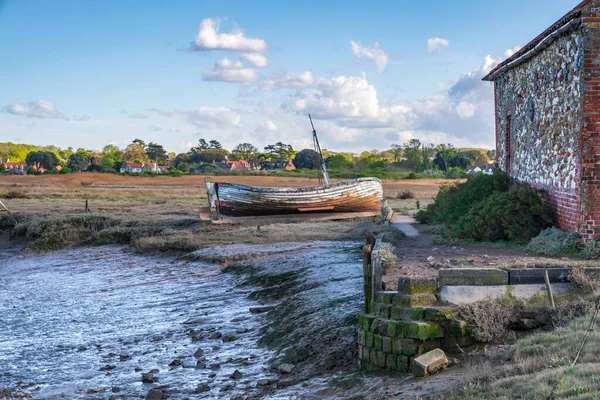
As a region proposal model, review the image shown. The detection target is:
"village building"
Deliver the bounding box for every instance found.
[119,162,144,173]
[483,0,600,239]
[466,163,495,175]
[2,162,27,174]
[261,160,296,171]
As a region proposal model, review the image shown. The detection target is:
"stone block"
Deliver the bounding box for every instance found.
[401,339,420,357]
[396,355,409,372]
[393,294,437,307]
[376,351,387,368]
[447,320,469,338]
[358,314,377,331]
[398,277,438,295]
[407,322,442,341]
[439,268,508,286]
[376,291,396,305]
[412,349,448,377]
[386,354,396,370]
[374,335,383,351]
[363,347,370,363]
[424,307,458,322]
[369,349,378,366]
[358,345,364,360]
[418,339,441,355]
[379,304,391,319]
[382,336,392,353]
[393,338,403,355]
[508,268,571,285]
[440,283,573,305]
[365,331,374,347]
[387,321,398,337]
[371,302,381,315]
[390,306,403,320]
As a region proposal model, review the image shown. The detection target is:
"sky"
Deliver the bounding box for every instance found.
[0,0,585,154]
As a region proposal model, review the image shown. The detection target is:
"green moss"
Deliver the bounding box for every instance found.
[373,335,383,351]
[393,294,436,307]
[425,307,458,322]
[408,322,440,340]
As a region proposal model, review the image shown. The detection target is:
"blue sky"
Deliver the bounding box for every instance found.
[0,0,584,153]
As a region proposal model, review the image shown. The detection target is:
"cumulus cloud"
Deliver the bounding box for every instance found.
[4,100,64,119]
[240,53,269,68]
[255,120,278,132]
[191,18,267,52]
[260,71,328,91]
[150,106,241,128]
[128,112,148,119]
[203,67,259,82]
[350,41,389,73]
[215,58,245,69]
[148,124,162,132]
[427,37,450,53]
[504,46,522,58]
[72,114,91,121]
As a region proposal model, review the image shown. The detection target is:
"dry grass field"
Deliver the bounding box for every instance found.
[0,173,444,252]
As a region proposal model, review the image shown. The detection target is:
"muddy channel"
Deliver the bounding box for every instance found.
[0,241,392,399]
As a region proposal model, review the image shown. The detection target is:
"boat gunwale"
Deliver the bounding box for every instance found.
[212,177,382,193]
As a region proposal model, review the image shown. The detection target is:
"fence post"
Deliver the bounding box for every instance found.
[363,235,376,313]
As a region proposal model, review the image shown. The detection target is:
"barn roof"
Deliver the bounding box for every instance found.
[483,0,590,81]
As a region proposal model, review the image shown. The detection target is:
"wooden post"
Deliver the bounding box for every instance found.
[544,270,556,310]
[0,200,10,214]
[363,243,373,313]
[85,199,89,211]
[416,200,420,210]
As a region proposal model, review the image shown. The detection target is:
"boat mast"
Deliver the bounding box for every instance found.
[309,114,330,186]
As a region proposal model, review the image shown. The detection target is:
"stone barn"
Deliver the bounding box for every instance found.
[483,0,600,240]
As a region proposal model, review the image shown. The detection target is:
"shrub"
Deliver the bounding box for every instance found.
[1,191,30,199]
[406,172,420,179]
[444,167,467,179]
[416,171,511,225]
[581,240,600,259]
[449,184,553,243]
[527,228,579,256]
[549,296,595,327]
[396,190,415,200]
[143,170,153,176]
[421,169,444,178]
[26,167,36,175]
[0,165,5,173]
[379,242,397,267]
[459,298,518,343]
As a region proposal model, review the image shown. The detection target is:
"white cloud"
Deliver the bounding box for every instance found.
[128,112,148,119]
[504,46,522,58]
[191,18,268,52]
[255,120,278,132]
[456,101,476,119]
[4,100,65,119]
[203,67,259,82]
[150,106,241,128]
[427,37,450,53]
[148,124,162,132]
[260,71,328,91]
[240,53,269,68]
[215,58,245,69]
[350,41,389,73]
[72,114,91,121]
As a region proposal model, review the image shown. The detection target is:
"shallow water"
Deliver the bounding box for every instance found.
[0,241,364,399]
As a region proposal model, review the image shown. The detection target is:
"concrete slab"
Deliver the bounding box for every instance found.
[439,268,508,286]
[440,283,573,305]
[391,214,419,237]
[509,268,571,285]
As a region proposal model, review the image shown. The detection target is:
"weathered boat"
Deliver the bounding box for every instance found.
[204,115,383,219]
[205,177,383,217]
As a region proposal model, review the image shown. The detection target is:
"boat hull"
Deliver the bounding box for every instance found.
[206,178,383,217]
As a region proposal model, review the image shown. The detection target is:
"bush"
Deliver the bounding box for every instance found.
[0,165,5,173]
[416,171,511,225]
[143,170,153,176]
[1,191,30,199]
[527,228,579,256]
[26,167,36,175]
[396,190,415,200]
[421,169,444,178]
[449,184,553,243]
[459,298,518,343]
[444,167,467,179]
[581,240,600,259]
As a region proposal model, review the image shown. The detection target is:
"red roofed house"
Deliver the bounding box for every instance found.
[483,0,600,240]
[3,162,27,174]
[120,162,144,173]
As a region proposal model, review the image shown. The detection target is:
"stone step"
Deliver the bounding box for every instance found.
[439,268,509,286]
[397,277,438,295]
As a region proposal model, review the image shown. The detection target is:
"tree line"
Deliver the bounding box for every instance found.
[0,138,495,175]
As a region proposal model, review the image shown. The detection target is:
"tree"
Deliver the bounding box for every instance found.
[26,151,60,170]
[76,148,91,160]
[390,144,402,162]
[293,149,320,169]
[193,139,210,152]
[403,139,423,172]
[0,165,5,173]
[67,153,88,171]
[122,144,148,163]
[132,138,146,148]
[145,142,168,165]
[327,153,354,170]
[188,149,227,163]
[177,162,192,172]
[102,145,122,163]
[209,140,222,149]
[265,142,294,162]
[435,144,456,171]
[232,143,258,161]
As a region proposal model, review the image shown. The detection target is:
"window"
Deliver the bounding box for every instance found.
[505,115,512,174]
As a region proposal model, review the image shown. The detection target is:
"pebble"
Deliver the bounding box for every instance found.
[196,361,207,369]
[257,378,279,386]
[168,359,182,367]
[278,363,295,374]
[209,332,222,340]
[193,348,204,358]
[220,384,233,392]
[195,383,210,393]
[230,369,243,380]
[141,372,158,383]
[119,354,129,361]
[99,364,116,371]
[145,389,164,400]
[222,334,237,343]
[77,346,87,352]
[210,363,221,369]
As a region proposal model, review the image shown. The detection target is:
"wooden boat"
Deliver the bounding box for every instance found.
[204,115,383,219]
[205,177,383,217]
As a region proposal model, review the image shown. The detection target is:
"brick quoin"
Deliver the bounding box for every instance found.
[483,0,600,240]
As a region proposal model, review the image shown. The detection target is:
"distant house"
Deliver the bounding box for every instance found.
[2,162,27,174]
[212,160,258,171]
[466,164,495,175]
[143,163,169,173]
[261,160,296,171]
[120,162,144,173]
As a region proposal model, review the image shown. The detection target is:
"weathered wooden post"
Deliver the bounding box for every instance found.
[363,235,376,313]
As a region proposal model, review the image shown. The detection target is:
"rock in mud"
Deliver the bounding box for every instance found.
[145,389,164,400]
[119,353,129,361]
[412,349,448,377]
[230,369,243,380]
[99,364,116,371]
[77,346,87,352]
[195,383,210,393]
[278,378,301,388]
[277,363,295,374]
[210,363,221,369]
[222,334,237,342]
[257,378,279,386]
[220,384,233,392]
[208,331,222,340]
[193,348,204,358]
[86,388,106,394]
[141,372,158,383]
[168,359,182,367]
[196,361,207,369]
[111,387,121,393]
[249,305,275,314]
